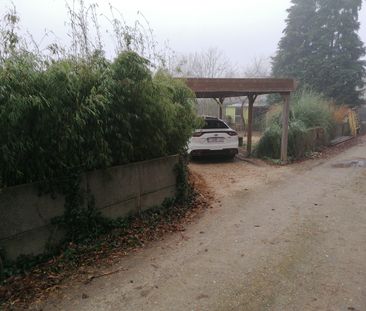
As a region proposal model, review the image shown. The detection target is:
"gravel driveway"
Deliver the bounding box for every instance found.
[41,139,366,311]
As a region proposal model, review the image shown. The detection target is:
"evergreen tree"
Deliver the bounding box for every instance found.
[272,0,366,105]
[272,0,317,79]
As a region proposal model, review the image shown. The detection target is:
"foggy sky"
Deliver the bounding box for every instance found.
[1,0,366,70]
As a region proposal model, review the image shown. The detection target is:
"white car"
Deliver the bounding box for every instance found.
[188,116,239,158]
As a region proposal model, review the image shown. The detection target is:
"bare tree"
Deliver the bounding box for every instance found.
[171,47,237,78]
[243,56,270,78]
[169,47,238,118]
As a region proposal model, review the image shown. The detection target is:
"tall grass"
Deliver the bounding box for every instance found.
[292,90,334,134]
[256,89,334,159]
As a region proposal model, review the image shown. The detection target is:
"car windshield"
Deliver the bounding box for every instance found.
[203,119,229,129]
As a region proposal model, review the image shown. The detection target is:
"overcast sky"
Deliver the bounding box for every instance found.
[1,0,366,69]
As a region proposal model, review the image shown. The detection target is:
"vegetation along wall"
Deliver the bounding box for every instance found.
[0,156,179,261]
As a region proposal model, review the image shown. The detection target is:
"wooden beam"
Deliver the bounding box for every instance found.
[280,94,290,163]
[246,94,257,156]
[184,78,297,98]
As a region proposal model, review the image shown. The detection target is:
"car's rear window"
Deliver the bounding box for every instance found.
[203,119,229,129]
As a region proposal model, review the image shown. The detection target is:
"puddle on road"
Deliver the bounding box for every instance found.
[332,158,366,168]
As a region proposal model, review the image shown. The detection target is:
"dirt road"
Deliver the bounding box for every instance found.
[42,140,366,311]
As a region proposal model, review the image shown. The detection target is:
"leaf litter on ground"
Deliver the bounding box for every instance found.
[0,171,213,310]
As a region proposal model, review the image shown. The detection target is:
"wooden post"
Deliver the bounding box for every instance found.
[240,97,247,136]
[246,94,257,156]
[213,98,224,119]
[219,97,224,119]
[281,94,290,163]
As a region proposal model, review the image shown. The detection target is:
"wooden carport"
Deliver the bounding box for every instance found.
[182,78,297,163]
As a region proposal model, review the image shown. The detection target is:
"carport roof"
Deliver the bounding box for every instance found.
[182,78,297,98]
[179,77,297,163]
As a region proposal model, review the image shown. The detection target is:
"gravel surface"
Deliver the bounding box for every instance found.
[39,138,366,311]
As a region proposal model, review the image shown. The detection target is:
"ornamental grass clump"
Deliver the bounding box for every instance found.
[256,89,334,160]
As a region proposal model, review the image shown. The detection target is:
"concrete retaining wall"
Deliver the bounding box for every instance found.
[0,155,179,260]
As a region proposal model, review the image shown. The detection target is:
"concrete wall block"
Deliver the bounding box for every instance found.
[0,184,65,240]
[99,197,138,219]
[0,224,65,260]
[87,164,140,211]
[139,155,178,194]
[0,155,178,261]
[140,186,176,212]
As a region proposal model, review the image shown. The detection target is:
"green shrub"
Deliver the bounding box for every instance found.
[255,123,282,159]
[0,51,197,188]
[255,89,334,160]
